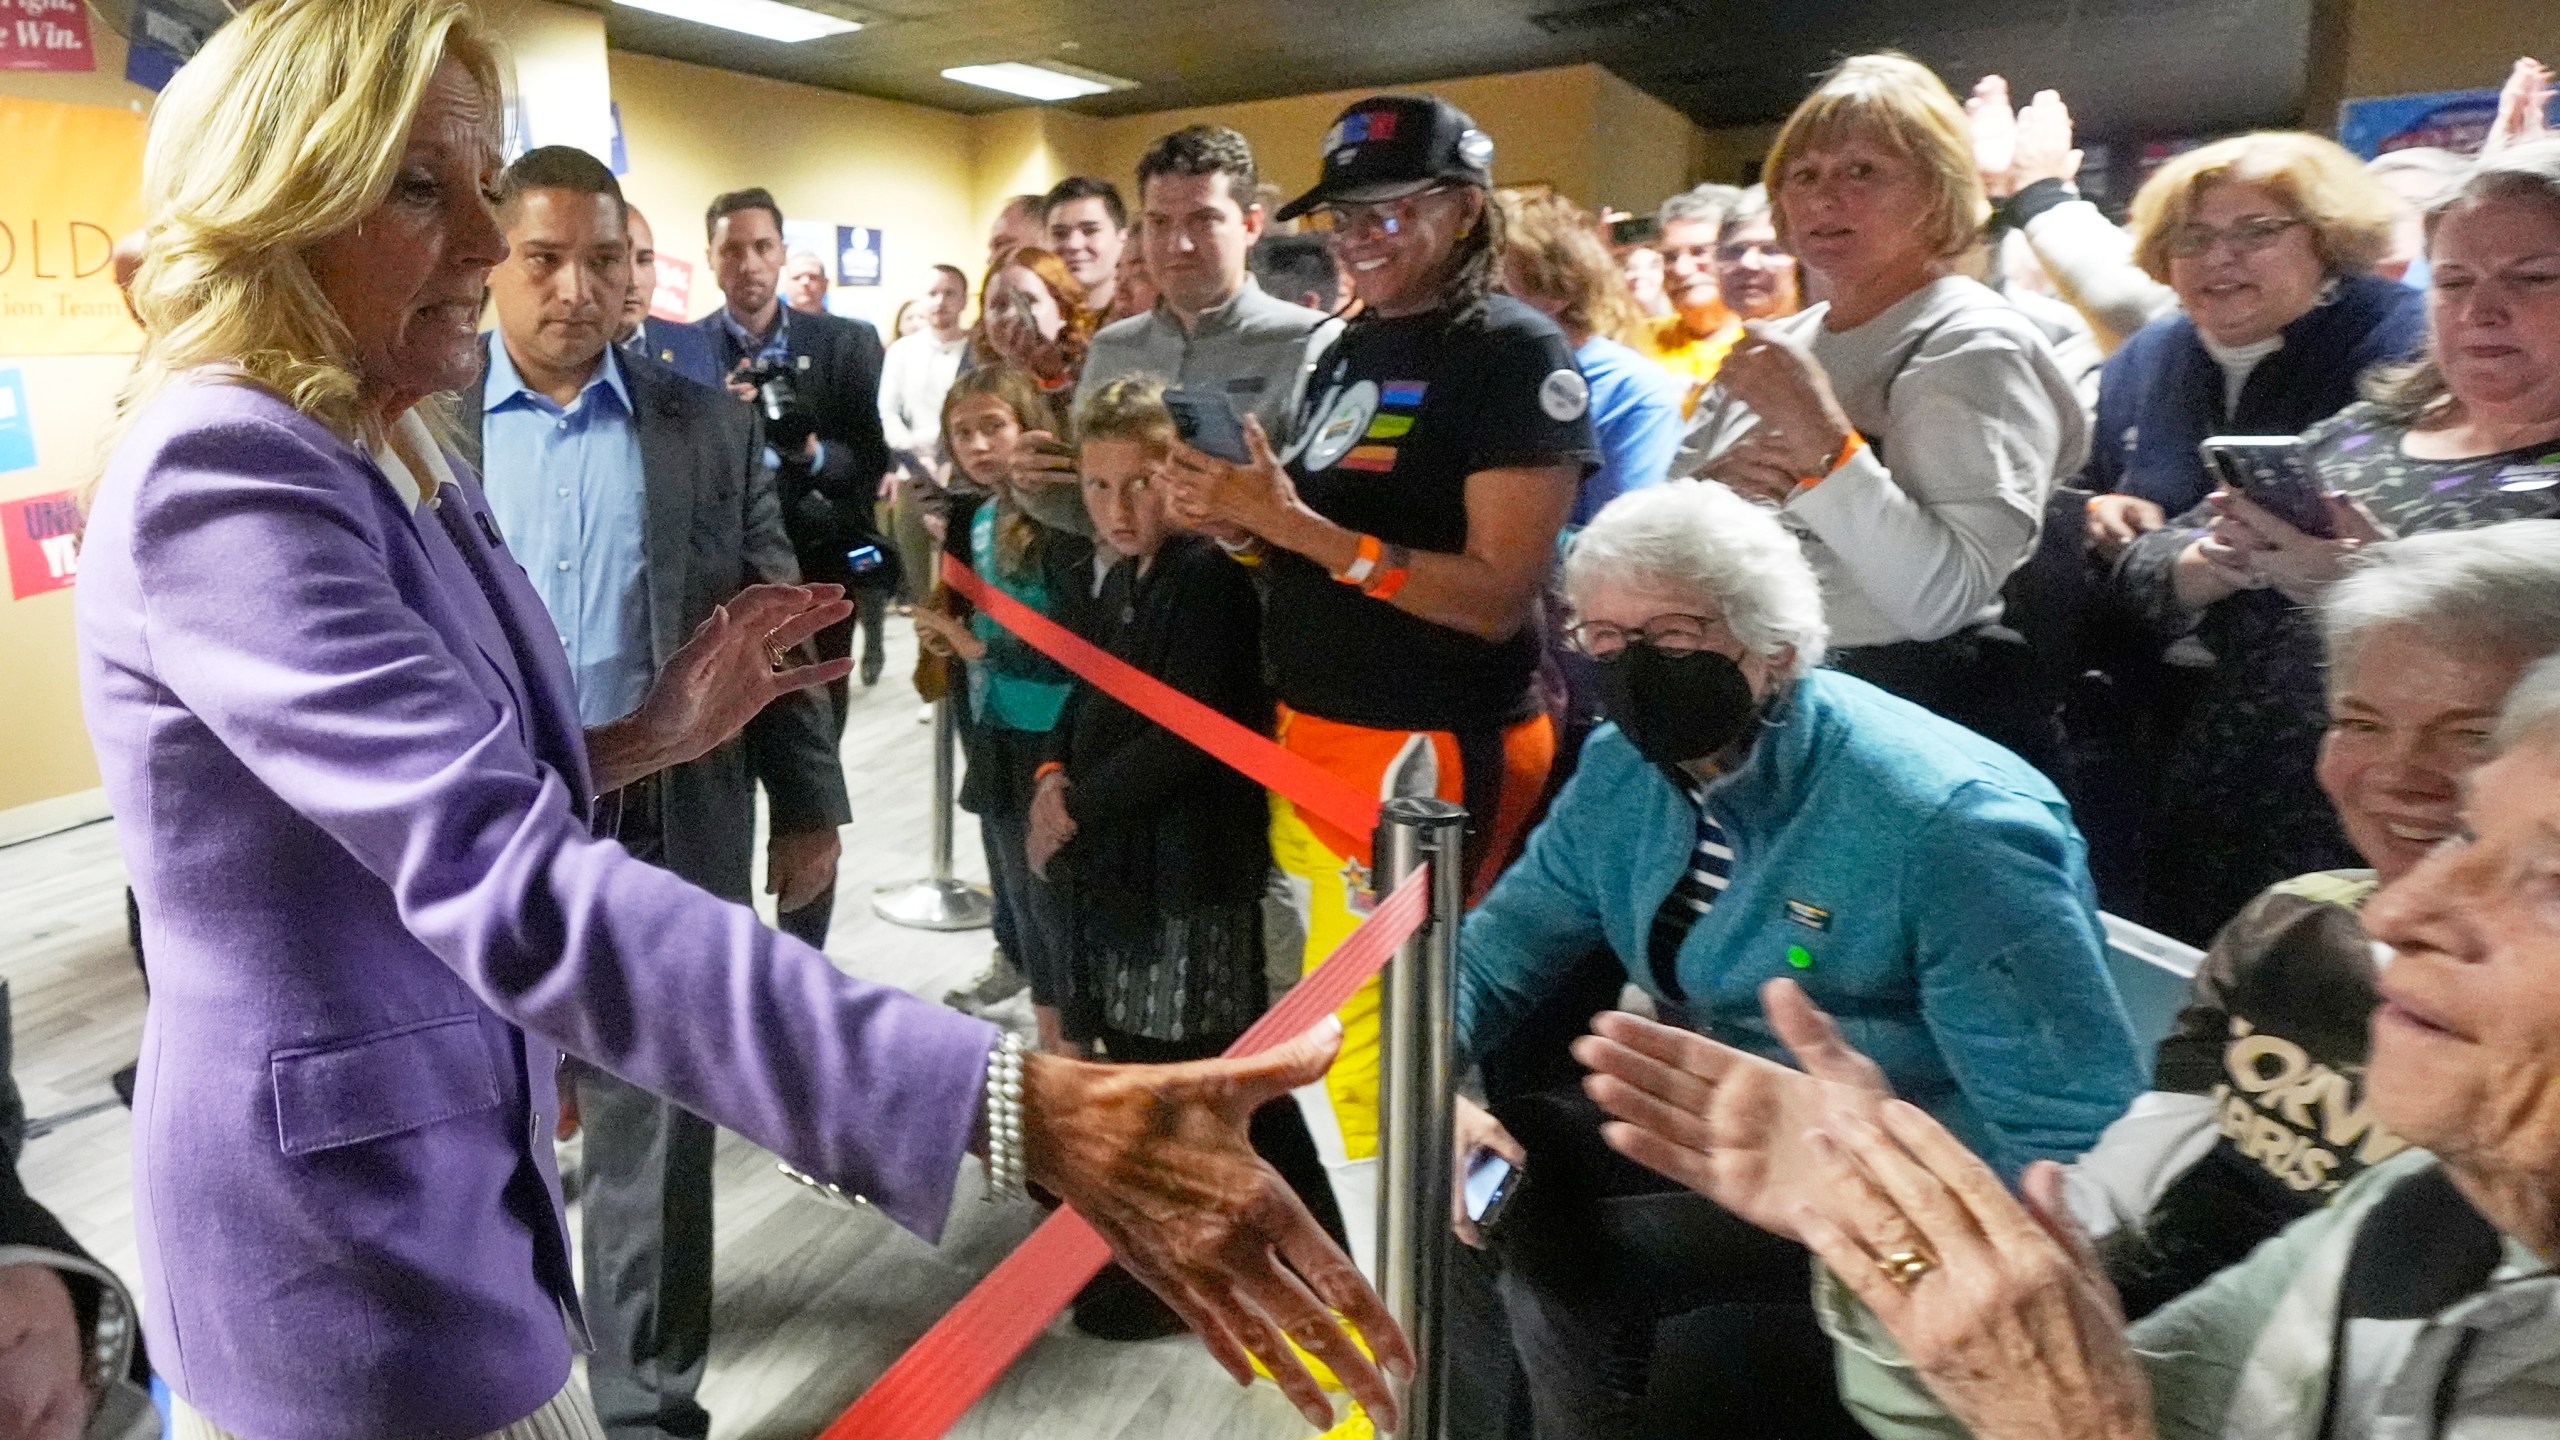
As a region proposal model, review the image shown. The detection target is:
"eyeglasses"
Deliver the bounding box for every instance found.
[1312,187,1454,240]
[1715,239,1789,266]
[2162,214,2307,259]
[1565,613,1724,659]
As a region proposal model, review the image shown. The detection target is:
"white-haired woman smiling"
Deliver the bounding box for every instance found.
[77,2,1403,1437]
[1446,480,2143,1439]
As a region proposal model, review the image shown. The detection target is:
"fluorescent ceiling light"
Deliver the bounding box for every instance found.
[940,61,1136,102]
[614,0,861,44]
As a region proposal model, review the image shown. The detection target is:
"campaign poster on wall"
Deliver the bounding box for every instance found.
[0,366,34,473]
[650,255,694,322]
[124,0,225,92]
[3,490,81,600]
[0,0,92,72]
[2338,87,2560,159]
[836,226,883,287]
[0,97,147,354]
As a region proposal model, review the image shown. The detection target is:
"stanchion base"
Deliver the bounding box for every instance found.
[871,878,994,931]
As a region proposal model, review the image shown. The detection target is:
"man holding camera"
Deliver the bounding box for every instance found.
[696,189,894,769]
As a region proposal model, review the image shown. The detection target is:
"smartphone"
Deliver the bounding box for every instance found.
[1609,215,1662,249]
[2199,435,2335,537]
[1464,1147,1523,1237]
[845,542,887,575]
[1164,387,1254,464]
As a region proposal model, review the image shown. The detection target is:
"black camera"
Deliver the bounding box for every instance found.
[737,354,816,451]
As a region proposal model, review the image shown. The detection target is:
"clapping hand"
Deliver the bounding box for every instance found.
[590,583,853,795]
[1703,324,1857,505]
[1791,1112,2152,1440]
[2484,57,2554,158]
[1967,76,2019,193]
[1027,1019,1416,1430]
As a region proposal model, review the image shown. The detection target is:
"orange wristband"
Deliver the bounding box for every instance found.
[1800,430,1866,490]
[1335,533,1383,587]
[1033,761,1065,785]
[1362,543,1413,601]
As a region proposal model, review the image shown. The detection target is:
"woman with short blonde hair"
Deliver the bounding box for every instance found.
[2125,131,2401,283]
[1680,52,2089,770]
[78,3,1403,1436]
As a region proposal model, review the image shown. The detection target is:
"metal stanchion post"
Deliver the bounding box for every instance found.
[871,696,994,930]
[1375,796,1466,1438]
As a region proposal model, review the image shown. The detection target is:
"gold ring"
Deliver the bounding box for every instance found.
[765,642,790,673]
[1877,1248,1935,1289]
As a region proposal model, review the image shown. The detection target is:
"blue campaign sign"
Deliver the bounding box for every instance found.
[0,368,37,474]
[2337,87,2559,159]
[123,0,221,93]
[835,226,883,287]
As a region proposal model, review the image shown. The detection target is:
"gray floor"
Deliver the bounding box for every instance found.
[1,620,1316,1440]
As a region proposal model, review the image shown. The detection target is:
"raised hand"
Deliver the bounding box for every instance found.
[589,583,853,795]
[1967,76,2019,194]
[1572,978,1894,1240]
[1794,1107,2153,1440]
[2012,88,2084,189]
[2483,57,2554,158]
[1025,1019,1415,1431]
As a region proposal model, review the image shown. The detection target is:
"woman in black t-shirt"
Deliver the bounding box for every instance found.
[1163,94,1597,1201]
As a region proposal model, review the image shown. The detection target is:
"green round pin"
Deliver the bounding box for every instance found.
[1786,944,1813,970]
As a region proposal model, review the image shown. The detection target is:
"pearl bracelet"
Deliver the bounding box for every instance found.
[983,1032,1028,1202]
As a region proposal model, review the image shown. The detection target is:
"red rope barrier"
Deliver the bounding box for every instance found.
[936,553,1382,843]
[821,863,1434,1440]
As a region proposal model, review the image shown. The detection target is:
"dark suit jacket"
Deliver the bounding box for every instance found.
[460,341,852,902]
[697,306,890,587]
[625,315,722,390]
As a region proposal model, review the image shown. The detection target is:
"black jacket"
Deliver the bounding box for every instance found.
[697,306,891,586]
[459,341,853,899]
[1052,535,1274,935]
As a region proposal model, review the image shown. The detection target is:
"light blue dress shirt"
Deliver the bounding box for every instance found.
[481,341,655,727]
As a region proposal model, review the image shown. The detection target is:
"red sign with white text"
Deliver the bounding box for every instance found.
[3,489,81,599]
[0,0,94,72]
[651,255,694,322]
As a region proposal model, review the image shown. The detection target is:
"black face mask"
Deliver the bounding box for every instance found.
[1594,644,1761,770]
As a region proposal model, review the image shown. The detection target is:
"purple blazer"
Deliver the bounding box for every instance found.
[75,381,997,1440]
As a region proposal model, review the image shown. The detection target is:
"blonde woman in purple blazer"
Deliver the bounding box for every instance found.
[77,4,1404,1437]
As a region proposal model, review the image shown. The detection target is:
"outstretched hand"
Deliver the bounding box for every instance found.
[1573,978,1894,1240]
[1025,1018,1414,1431]
[1793,1110,2152,1440]
[590,583,854,795]
[2484,57,2554,158]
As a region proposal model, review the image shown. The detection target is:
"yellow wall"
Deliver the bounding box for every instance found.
[0,23,150,816]
[1081,63,1705,219]
[2306,0,2558,131]
[610,48,982,327]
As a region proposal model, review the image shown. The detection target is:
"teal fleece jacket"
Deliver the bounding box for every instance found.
[1457,669,2143,1176]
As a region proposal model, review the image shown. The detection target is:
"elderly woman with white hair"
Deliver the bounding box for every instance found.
[1446,480,2143,1440]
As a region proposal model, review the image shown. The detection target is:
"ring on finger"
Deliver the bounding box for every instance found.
[1876,1247,1935,1289]
[765,641,790,673]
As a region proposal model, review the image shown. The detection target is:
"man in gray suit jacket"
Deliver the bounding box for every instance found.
[464,146,851,1440]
